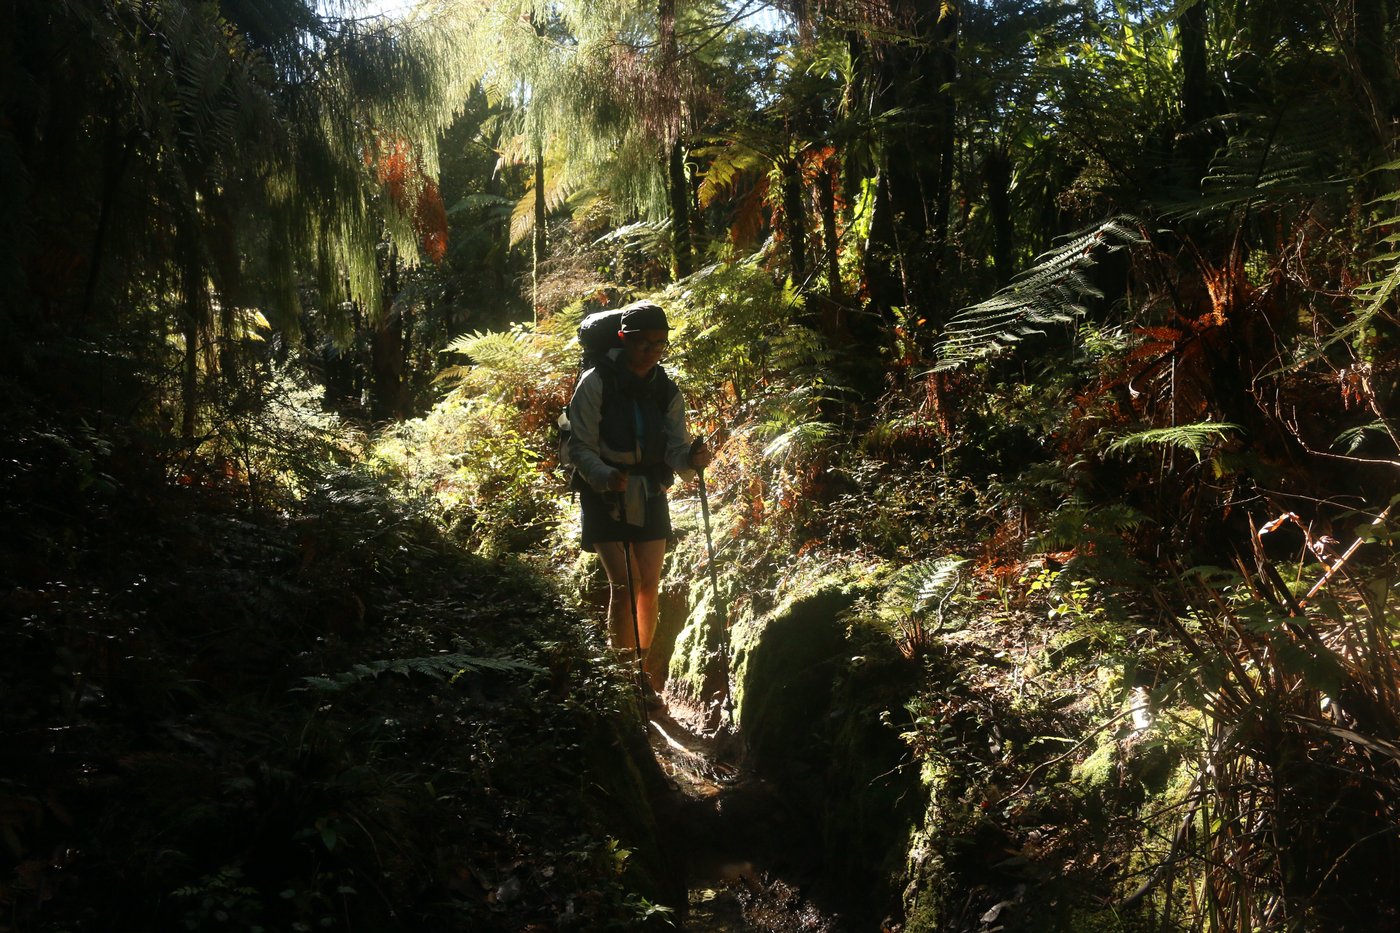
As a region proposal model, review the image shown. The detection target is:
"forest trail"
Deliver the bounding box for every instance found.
[646,706,847,932]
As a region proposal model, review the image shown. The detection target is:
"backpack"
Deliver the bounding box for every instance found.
[556,308,677,489]
[556,309,625,484]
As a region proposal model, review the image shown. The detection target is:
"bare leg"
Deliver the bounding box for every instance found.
[594,538,668,688]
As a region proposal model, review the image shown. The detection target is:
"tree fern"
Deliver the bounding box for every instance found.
[936,215,1146,369]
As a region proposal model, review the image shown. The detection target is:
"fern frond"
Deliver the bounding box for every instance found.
[1106,421,1241,461]
[1168,109,1346,220]
[760,420,838,460]
[438,326,557,398]
[449,192,513,216]
[936,216,1146,369]
[443,329,528,365]
[886,556,971,617]
[1334,421,1389,455]
[696,137,778,207]
[593,220,674,258]
[878,557,971,651]
[300,652,543,692]
[1029,502,1150,554]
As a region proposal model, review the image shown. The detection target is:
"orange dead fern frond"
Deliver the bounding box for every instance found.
[372,138,415,212]
[416,178,448,264]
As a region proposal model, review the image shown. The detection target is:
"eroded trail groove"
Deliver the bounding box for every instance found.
[646,709,847,933]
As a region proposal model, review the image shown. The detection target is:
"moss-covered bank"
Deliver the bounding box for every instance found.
[668,573,928,926]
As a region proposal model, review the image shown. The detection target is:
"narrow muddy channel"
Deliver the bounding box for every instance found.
[647,712,849,933]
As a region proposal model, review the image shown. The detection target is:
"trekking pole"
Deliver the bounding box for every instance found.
[620,533,649,726]
[693,442,733,720]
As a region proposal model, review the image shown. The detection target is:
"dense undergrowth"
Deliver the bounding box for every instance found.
[0,373,677,931]
[12,237,1398,931]
[409,231,1400,931]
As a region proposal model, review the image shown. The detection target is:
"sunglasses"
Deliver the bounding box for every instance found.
[633,338,670,352]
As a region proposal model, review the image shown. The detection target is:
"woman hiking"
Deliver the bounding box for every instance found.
[566,300,711,705]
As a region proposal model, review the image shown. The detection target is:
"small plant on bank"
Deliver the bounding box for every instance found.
[877,556,973,657]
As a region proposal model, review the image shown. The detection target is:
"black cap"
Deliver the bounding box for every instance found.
[619,300,670,333]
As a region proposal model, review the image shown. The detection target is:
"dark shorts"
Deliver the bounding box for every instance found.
[579,487,671,550]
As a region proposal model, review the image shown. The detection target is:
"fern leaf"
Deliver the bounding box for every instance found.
[887,556,971,615]
[936,215,1146,369]
[760,421,838,460]
[1107,421,1241,461]
[301,652,543,692]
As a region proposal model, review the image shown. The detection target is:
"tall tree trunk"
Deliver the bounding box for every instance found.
[372,243,406,420]
[668,138,693,278]
[658,0,691,280]
[179,244,204,444]
[780,155,808,287]
[985,149,1014,285]
[863,0,956,330]
[370,310,405,420]
[1177,0,1213,182]
[532,152,546,319]
[819,167,843,305]
[219,300,238,388]
[864,171,907,328]
[690,156,707,246]
[1349,0,1398,147]
[927,0,959,305]
[81,126,132,322]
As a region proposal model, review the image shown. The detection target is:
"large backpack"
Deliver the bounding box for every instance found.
[576,308,626,369]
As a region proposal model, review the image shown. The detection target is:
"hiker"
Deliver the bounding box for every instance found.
[566,300,711,700]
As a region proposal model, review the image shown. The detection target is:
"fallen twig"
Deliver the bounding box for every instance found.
[1303,504,1393,602]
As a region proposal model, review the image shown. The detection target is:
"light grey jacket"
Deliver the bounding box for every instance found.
[567,349,695,525]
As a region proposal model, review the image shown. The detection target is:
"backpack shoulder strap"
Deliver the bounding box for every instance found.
[653,366,680,406]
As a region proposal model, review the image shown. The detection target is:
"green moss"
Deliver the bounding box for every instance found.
[1073,740,1119,795]
[730,582,854,770]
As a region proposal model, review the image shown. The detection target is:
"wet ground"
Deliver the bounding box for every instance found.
[646,708,849,933]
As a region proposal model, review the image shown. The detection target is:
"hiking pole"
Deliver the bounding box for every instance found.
[620,533,649,726]
[693,443,733,721]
